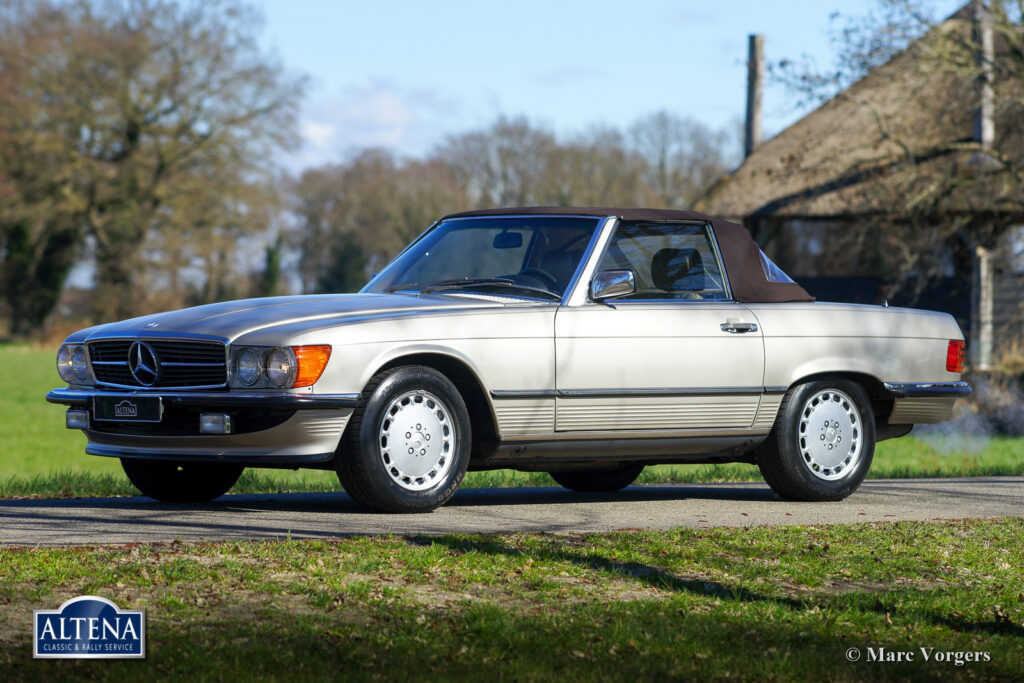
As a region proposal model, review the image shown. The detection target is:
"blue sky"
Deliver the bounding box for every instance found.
[254,0,967,170]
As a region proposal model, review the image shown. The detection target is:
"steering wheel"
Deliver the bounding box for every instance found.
[515,268,560,291]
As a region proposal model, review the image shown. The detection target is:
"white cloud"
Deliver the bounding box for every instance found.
[283,80,479,172]
[332,85,415,148]
[299,120,337,149]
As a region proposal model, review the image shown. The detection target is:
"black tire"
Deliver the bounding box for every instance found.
[549,464,645,492]
[120,459,243,502]
[756,379,875,501]
[336,365,471,513]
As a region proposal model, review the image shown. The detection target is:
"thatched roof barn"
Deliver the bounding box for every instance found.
[699,4,1024,221]
[697,2,1024,369]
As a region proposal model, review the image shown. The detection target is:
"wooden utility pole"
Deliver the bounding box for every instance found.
[971,0,995,370]
[744,34,764,160]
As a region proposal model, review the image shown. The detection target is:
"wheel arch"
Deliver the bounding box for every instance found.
[365,351,500,462]
[786,371,893,424]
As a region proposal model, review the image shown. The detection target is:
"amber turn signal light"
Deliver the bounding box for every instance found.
[946,340,966,373]
[291,345,332,388]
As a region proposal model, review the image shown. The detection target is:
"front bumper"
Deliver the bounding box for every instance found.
[46,387,359,464]
[46,387,361,410]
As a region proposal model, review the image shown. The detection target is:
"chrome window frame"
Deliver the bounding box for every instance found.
[563,216,618,306]
[706,222,734,300]
[582,219,735,304]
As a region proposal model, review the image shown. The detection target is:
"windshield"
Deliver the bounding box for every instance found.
[364,216,601,299]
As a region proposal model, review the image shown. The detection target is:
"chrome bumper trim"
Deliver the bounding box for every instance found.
[883,382,972,398]
[556,386,767,398]
[46,388,361,409]
[491,386,786,400]
[490,390,558,399]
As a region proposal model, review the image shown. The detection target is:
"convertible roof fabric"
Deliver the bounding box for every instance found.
[442,207,815,303]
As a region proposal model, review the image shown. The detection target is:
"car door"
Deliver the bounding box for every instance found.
[554,221,766,433]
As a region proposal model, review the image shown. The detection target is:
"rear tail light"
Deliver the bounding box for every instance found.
[946,340,966,373]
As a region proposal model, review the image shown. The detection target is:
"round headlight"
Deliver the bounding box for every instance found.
[56,345,75,383]
[266,348,296,388]
[72,346,90,382]
[236,348,262,386]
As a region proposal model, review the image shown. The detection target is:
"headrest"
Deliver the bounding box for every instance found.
[651,247,704,292]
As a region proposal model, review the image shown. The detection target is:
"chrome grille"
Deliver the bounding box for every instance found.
[87,339,227,389]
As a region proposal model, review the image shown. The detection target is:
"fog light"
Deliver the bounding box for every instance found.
[66,410,89,430]
[200,413,232,434]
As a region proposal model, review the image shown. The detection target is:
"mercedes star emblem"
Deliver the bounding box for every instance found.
[128,341,160,386]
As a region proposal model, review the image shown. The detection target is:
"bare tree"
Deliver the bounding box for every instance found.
[435,116,557,207]
[0,1,86,334]
[0,0,304,325]
[629,110,737,208]
[544,127,657,207]
[290,150,467,293]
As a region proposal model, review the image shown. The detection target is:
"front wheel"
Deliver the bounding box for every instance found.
[549,464,645,492]
[336,366,471,513]
[756,379,875,501]
[120,459,243,502]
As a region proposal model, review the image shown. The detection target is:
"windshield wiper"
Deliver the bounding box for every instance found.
[421,278,561,300]
[383,282,421,293]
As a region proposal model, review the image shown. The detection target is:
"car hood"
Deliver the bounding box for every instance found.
[72,293,506,343]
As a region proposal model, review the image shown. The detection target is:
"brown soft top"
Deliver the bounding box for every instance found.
[442,206,814,303]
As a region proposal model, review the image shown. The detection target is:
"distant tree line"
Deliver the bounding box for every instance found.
[291,114,737,296]
[0,0,737,336]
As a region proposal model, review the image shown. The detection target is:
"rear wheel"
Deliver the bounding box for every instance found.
[120,459,243,502]
[757,379,875,501]
[549,464,645,492]
[336,365,471,513]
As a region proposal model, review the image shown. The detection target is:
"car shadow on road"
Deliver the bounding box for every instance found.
[3,477,1019,514]
[448,484,780,507]
[0,484,785,545]
[0,483,781,514]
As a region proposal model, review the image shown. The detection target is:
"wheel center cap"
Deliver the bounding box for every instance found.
[408,433,425,451]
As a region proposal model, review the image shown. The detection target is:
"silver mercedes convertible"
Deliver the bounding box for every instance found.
[47,208,971,512]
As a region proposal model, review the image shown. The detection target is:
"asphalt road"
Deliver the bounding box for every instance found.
[0,477,1021,546]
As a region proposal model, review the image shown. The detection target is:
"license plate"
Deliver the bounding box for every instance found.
[93,395,163,422]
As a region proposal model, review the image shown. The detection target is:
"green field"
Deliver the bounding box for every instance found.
[3,345,1022,497]
[2,519,1021,680]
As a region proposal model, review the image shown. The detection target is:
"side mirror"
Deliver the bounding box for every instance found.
[590,270,635,301]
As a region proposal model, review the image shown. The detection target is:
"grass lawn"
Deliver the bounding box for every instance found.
[2,519,1021,680]
[4,344,1022,498]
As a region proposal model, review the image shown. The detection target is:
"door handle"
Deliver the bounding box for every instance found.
[721,321,758,333]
